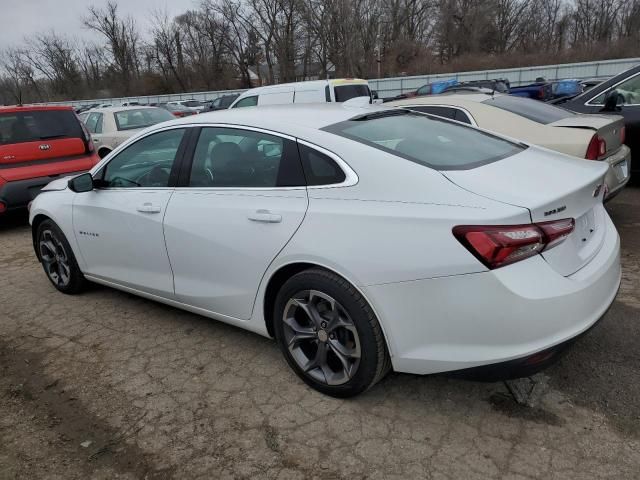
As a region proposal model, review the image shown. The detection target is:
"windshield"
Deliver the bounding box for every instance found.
[114,108,175,131]
[483,95,575,124]
[0,110,83,145]
[182,101,203,107]
[334,84,371,102]
[323,110,524,170]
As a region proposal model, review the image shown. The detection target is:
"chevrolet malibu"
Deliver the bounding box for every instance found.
[28,104,620,397]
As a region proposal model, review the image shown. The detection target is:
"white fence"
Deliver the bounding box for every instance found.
[56,57,639,107]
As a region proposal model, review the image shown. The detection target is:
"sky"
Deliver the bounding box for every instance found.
[0,0,197,48]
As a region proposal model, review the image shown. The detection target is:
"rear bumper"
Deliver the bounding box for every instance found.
[363,211,621,375]
[603,145,631,201]
[0,173,81,212]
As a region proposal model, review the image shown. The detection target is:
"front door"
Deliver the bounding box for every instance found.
[73,127,188,296]
[163,126,308,320]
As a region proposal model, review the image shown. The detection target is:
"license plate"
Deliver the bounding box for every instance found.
[614,160,628,182]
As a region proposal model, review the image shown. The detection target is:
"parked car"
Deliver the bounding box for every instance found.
[158,102,198,118]
[444,79,510,94]
[555,64,640,179]
[80,106,175,158]
[0,105,99,214]
[121,102,141,107]
[29,104,619,397]
[204,94,240,111]
[389,92,630,200]
[167,100,207,113]
[229,78,371,108]
[510,78,553,101]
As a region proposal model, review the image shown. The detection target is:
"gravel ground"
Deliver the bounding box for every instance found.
[1,188,639,480]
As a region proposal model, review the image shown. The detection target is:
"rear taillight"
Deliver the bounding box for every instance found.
[620,126,626,144]
[586,134,606,160]
[453,218,575,269]
[0,201,6,214]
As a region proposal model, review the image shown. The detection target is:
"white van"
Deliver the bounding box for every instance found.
[229,78,372,108]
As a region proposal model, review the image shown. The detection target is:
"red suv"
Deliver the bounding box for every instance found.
[0,105,100,214]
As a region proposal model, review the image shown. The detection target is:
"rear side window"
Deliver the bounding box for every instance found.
[188,127,304,188]
[324,111,524,171]
[483,96,574,124]
[0,110,83,145]
[298,144,346,186]
[334,84,371,102]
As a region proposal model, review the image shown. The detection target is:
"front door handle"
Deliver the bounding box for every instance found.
[137,203,162,214]
[248,210,282,223]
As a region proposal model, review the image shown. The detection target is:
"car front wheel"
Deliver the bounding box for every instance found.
[37,220,86,294]
[274,268,391,397]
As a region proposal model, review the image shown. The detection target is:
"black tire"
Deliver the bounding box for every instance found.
[36,219,87,294]
[273,268,391,398]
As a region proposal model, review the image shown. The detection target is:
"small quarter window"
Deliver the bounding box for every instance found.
[298,144,346,186]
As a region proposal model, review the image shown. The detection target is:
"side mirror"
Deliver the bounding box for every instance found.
[68,173,94,193]
[601,90,622,112]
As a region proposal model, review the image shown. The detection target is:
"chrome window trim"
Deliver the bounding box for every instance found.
[585,71,640,107]
[296,139,359,189]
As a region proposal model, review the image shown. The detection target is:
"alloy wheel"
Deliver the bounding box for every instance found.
[282,290,361,386]
[39,229,71,287]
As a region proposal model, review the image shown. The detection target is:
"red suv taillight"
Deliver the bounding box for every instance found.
[453,218,575,269]
[620,126,626,144]
[586,134,606,160]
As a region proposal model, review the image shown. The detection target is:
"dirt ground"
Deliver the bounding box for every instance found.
[1,188,639,480]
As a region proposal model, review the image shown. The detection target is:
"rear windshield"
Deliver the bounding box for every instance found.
[114,108,175,131]
[182,101,202,107]
[0,110,83,145]
[334,84,371,102]
[323,110,524,170]
[483,95,575,124]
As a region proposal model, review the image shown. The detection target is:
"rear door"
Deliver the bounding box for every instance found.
[0,109,93,181]
[163,126,308,320]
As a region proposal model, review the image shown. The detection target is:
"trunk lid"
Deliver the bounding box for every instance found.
[549,114,625,157]
[443,147,609,276]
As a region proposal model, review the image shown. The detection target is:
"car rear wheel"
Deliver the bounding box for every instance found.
[274,268,391,397]
[37,220,86,294]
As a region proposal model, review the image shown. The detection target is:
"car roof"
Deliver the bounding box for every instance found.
[85,106,161,114]
[389,92,501,107]
[0,104,74,113]
[163,103,387,133]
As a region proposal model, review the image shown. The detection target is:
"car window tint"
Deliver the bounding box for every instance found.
[102,129,185,188]
[407,106,456,119]
[324,111,524,171]
[233,96,258,108]
[482,95,574,124]
[188,127,304,188]
[610,74,640,105]
[298,144,346,185]
[0,110,83,145]
[453,109,472,124]
[95,113,104,134]
[334,84,371,102]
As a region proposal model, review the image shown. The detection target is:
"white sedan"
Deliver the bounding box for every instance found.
[29,104,620,397]
[79,106,175,158]
[389,92,631,200]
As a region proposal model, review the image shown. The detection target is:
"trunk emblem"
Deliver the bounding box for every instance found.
[593,184,603,197]
[39,144,51,151]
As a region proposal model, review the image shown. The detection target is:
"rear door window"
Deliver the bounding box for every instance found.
[324,110,524,171]
[0,110,83,145]
[233,96,258,108]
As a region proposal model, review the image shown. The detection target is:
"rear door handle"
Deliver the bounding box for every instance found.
[137,203,162,214]
[248,210,282,223]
